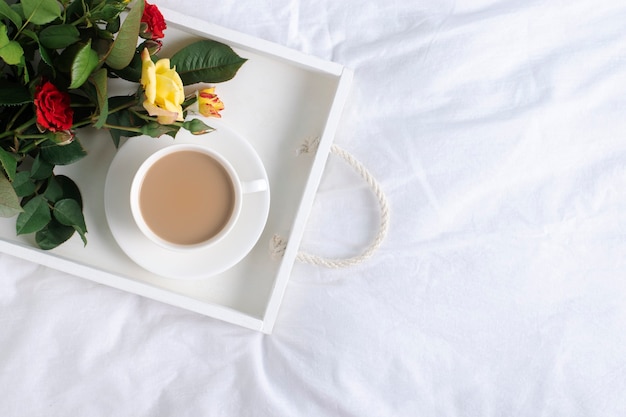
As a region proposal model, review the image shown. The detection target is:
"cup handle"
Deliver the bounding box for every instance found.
[241,179,268,194]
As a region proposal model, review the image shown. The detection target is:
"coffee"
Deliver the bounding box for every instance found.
[138,150,236,245]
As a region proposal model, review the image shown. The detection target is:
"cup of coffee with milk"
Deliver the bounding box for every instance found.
[130,144,267,251]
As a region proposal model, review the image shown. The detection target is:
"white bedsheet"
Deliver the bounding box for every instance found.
[3,0,626,415]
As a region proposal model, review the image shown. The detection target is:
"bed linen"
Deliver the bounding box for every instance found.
[2,0,626,415]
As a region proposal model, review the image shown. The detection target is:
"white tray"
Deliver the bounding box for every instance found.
[0,8,353,333]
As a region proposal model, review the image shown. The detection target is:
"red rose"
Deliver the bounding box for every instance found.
[140,1,166,40]
[34,81,74,132]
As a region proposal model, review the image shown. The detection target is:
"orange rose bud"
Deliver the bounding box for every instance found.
[197,88,224,118]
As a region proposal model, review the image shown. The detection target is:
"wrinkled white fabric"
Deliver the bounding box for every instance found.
[3,0,626,415]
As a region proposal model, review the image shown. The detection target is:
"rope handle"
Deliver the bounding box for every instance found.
[270,143,390,268]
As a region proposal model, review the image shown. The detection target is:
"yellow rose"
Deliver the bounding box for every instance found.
[140,48,185,125]
[197,87,224,118]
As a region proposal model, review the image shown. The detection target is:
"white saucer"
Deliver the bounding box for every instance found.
[104,118,270,280]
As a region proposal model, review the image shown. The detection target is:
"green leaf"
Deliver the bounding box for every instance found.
[0,23,24,65]
[170,40,247,85]
[21,0,61,25]
[30,154,54,180]
[105,0,144,70]
[0,174,23,218]
[0,147,18,181]
[39,24,80,49]
[40,139,87,165]
[76,75,98,103]
[110,49,141,82]
[16,195,51,235]
[0,39,24,65]
[0,81,31,106]
[90,68,108,128]
[107,127,122,148]
[97,3,126,21]
[108,94,139,111]
[12,171,35,197]
[55,174,83,208]
[38,43,55,72]
[53,199,82,228]
[57,42,81,73]
[69,40,99,89]
[64,0,85,20]
[92,36,113,58]
[106,110,140,147]
[0,22,9,47]
[0,0,23,28]
[34,176,85,249]
[10,3,24,21]
[106,15,121,33]
[53,198,87,244]
[43,175,63,203]
[106,95,143,146]
[20,29,57,75]
[35,219,75,250]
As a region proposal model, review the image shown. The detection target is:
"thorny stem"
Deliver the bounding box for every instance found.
[6,104,29,131]
[0,117,37,140]
[17,138,48,154]
[70,98,140,129]
[100,123,143,133]
[129,108,180,126]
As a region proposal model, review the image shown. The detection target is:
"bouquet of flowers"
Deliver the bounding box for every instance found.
[0,0,246,249]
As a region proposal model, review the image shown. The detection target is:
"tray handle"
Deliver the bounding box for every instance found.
[270,143,390,268]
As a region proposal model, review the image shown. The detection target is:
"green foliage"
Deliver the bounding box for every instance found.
[0,175,22,217]
[53,198,87,245]
[16,195,51,235]
[69,40,99,89]
[12,171,36,197]
[0,81,31,106]
[90,68,109,128]
[106,94,143,147]
[171,40,247,85]
[39,24,80,49]
[21,0,61,25]
[110,49,142,82]
[36,219,75,249]
[12,173,86,248]
[40,139,88,165]
[30,154,54,180]
[0,22,24,65]
[105,0,144,70]
[0,0,247,250]
[0,147,18,181]
[0,1,22,28]
[53,175,83,208]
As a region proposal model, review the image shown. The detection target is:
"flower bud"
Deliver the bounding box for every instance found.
[183,118,215,135]
[197,87,224,118]
[139,39,163,55]
[139,22,152,40]
[50,130,75,146]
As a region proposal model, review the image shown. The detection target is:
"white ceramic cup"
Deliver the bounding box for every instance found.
[130,144,267,251]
